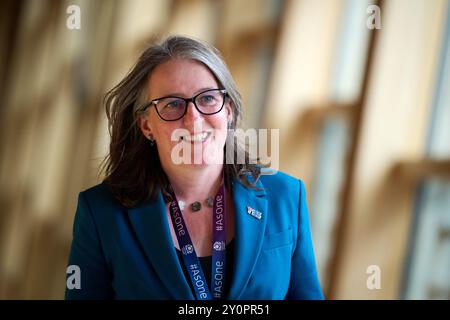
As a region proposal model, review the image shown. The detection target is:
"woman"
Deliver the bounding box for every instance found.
[65,35,324,300]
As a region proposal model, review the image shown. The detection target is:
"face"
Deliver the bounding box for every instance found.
[139,58,232,170]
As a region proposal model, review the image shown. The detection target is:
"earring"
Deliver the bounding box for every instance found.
[148,135,155,146]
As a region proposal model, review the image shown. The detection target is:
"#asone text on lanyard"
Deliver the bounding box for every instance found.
[167,181,227,300]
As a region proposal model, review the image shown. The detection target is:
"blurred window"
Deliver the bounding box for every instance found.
[309,0,371,290]
[330,0,371,103]
[310,116,350,287]
[403,5,450,300]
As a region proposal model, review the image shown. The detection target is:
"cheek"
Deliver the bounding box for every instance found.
[151,123,177,147]
[209,118,228,140]
[208,113,228,130]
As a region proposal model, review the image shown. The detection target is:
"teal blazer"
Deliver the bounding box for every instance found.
[65,171,324,299]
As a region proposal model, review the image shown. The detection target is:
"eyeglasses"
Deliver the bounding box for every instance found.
[140,88,228,121]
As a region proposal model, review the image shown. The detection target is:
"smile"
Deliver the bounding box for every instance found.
[180,131,211,143]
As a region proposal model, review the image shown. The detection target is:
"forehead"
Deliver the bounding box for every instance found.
[148,58,219,97]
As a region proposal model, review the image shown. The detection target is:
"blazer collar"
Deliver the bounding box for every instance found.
[127,192,194,299]
[228,176,267,299]
[126,175,268,300]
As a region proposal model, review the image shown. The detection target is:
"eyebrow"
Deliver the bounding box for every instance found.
[155,87,217,98]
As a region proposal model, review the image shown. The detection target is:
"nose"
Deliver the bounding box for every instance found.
[183,101,203,129]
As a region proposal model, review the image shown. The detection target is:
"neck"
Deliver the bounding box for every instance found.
[164,164,224,202]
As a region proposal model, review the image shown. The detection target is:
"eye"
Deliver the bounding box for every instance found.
[162,99,184,110]
[199,94,216,105]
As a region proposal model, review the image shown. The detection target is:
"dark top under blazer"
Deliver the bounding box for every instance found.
[65,170,324,299]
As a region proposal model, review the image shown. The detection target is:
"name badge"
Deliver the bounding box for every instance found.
[247,206,262,219]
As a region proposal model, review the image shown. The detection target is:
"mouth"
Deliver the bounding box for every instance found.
[180,131,212,143]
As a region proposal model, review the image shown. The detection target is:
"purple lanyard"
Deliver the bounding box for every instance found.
[167,181,227,300]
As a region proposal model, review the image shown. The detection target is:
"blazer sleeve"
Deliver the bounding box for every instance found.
[65,192,113,299]
[286,180,325,299]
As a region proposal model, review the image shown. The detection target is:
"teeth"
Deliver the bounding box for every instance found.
[182,132,209,142]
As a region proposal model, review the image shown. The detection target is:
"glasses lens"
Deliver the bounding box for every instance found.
[156,98,186,120]
[195,90,225,114]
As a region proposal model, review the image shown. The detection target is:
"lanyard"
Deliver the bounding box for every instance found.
[167,181,227,300]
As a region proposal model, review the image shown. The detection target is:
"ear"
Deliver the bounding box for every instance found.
[138,112,154,140]
[225,101,234,124]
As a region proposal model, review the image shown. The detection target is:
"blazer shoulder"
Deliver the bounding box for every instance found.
[81,182,114,201]
[259,169,303,191]
[78,182,123,217]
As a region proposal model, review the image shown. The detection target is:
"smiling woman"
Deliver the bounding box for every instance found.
[64,35,324,300]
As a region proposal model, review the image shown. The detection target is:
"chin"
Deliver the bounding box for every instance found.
[188,156,224,167]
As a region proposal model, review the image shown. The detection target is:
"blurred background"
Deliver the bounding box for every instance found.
[0,0,449,299]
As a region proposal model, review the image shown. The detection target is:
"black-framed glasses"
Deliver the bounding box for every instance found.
[140,88,228,121]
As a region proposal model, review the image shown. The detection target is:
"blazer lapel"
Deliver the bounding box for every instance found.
[228,177,268,299]
[127,192,194,299]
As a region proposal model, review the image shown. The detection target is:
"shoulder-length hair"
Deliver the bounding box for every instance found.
[100,35,260,208]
